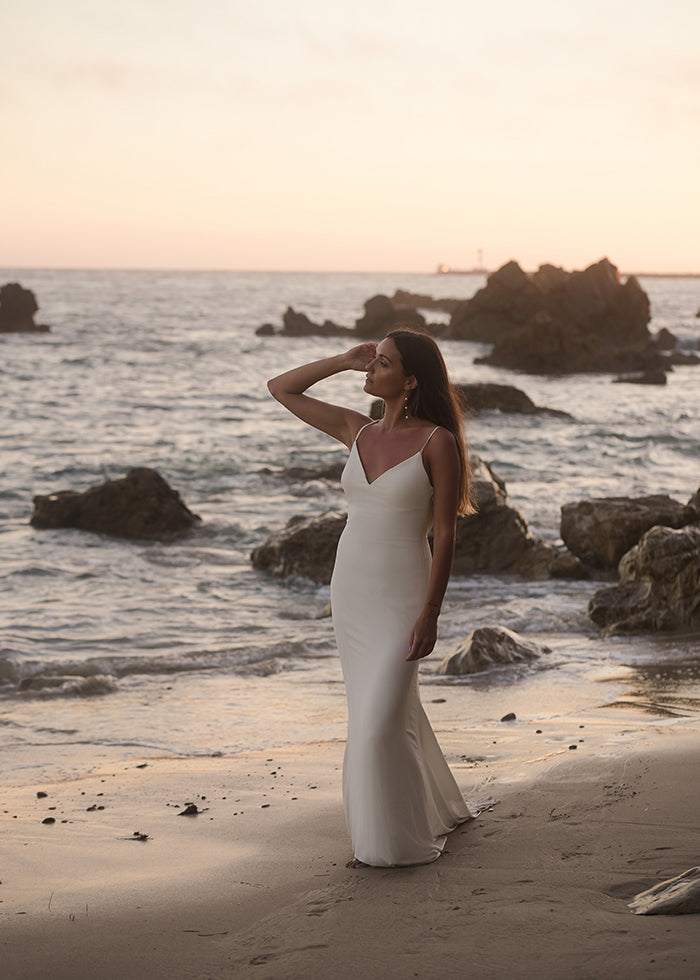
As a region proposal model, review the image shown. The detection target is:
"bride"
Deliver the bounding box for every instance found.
[268,327,479,867]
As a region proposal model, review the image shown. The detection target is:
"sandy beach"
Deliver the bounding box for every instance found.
[2,707,699,980]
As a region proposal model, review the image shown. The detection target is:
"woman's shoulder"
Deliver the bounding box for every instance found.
[422,423,455,443]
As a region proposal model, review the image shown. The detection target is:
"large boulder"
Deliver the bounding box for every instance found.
[0,282,50,333]
[437,626,550,675]
[30,468,200,540]
[453,456,586,579]
[561,492,700,568]
[452,457,531,575]
[447,258,663,374]
[588,524,700,633]
[250,511,347,583]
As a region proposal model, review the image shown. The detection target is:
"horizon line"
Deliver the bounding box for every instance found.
[1,264,699,278]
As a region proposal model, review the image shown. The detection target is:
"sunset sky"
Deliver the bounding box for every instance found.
[3,0,698,273]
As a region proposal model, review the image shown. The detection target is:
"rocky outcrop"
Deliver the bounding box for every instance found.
[437,626,550,675]
[353,294,427,338]
[453,456,587,579]
[0,282,50,333]
[250,510,347,583]
[561,492,700,568]
[455,383,572,418]
[446,258,669,375]
[251,454,587,584]
[390,290,460,314]
[371,384,572,419]
[257,294,430,338]
[588,524,700,633]
[30,468,200,540]
[256,306,354,337]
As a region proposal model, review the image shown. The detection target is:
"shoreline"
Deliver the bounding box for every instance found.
[2,712,699,979]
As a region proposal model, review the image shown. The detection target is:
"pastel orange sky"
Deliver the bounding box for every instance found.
[3,0,699,273]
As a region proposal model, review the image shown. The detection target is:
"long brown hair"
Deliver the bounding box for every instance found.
[387,327,475,515]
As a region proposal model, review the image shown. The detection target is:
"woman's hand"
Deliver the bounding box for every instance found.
[343,342,377,372]
[406,607,439,662]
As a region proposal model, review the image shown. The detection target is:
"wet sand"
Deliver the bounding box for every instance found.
[2,715,699,979]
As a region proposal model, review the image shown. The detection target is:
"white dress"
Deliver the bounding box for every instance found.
[330,422,477,867]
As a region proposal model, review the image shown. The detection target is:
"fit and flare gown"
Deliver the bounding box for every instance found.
[330,422,479,867]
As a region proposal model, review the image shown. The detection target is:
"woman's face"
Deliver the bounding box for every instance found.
[363,338,411,401]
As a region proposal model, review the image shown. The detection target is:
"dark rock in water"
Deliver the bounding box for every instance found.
[452,457,530,575]
[667,350,700,366]
[653,327,677,350]
[457,382,538,414]
[561,492,700,568]
[629,867,700,915]
[588,524,700,633]
[0,282,50,333]
[251,511,347,584]
[501,712,517,722]
[30,467,200,540]
[613,370,667,385]
[453,456,587,579]
[437,626,549,675]
[372,385,572,420]
[390,289,460,314]
[455,382,573,418]
[354,294,427,338]
[256,306,353,337]
[447,258,662,374]
[280,306,353,337]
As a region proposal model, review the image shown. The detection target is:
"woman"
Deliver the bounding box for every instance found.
[268,327,479,867]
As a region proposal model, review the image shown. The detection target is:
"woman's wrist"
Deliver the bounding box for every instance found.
[425,600,441,618]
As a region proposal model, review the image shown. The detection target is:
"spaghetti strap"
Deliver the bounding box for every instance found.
[352,419,379,446]
[421,426,440,451]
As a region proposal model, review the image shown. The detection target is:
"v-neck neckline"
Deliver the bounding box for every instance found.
[353,420,437,486]
[354,441,423,486]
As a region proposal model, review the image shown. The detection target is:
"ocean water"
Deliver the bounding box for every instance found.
[2,269,699,782]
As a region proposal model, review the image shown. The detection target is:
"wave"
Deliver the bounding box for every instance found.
[17,673,118,697]
[0,636,334,699]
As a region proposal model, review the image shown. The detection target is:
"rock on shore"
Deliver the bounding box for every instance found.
[437,626,550,675]
[588,524,700,633]
[561,492,700,568]
[30,468,200,540]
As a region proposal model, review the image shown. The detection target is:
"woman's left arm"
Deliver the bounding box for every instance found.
[406,429,460,662]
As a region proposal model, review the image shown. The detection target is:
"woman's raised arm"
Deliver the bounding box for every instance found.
[267,343,376,448]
